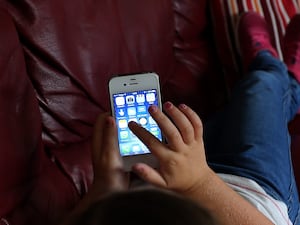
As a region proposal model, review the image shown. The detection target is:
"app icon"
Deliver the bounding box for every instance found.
[141,144,150,153]
[137,106,147,113]
[115,96,125,106]
[139,117,148,126]
[126,95,135,104]
[150,127,160,137]
[130,132,138,140]
[127,107,137,116]
[132,145,141,154]
[120,144,131,155]
[146,93,156,102]
[136,94,145,103]
[119,131,129,140]
[118,109,125,116]
[118,119,128,128]
[149,116,157,125]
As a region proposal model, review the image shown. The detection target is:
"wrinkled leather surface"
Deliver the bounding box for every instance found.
[0,0,298,224]
[0,8,42,217]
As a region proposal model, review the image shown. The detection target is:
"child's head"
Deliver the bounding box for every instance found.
[75,189,217,225]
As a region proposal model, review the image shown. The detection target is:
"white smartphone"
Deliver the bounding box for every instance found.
[109,72,163,171]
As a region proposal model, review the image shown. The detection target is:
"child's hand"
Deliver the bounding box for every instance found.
[129,102,212,195]
[91,113,129,197]
[59,114,129,225]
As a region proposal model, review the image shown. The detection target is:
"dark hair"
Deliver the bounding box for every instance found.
[75,189,217,225]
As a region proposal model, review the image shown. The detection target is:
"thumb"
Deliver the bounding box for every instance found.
[100,116,123,168]
[92,112,110,167]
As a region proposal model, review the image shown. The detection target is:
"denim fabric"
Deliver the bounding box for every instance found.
[204,51,300,224]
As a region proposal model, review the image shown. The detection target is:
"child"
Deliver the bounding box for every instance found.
[61,12,300,225]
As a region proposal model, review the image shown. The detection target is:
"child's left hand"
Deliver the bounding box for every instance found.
[90,113,129,197]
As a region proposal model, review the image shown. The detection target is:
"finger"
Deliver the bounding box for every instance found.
[92,114,129,192]
[92,112,110,163]
[132,163,167,188]
[100,116,123,168]
[148,105,184,149]
[163,102,194,144]
[128,121,172,159]
[178,104,203,141]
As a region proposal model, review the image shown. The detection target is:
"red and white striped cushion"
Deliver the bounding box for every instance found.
[210,0,300,89]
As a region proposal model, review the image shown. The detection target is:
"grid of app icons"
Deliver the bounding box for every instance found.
[113,89,161,156]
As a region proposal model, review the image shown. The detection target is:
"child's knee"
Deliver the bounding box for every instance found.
[243,71,287,95]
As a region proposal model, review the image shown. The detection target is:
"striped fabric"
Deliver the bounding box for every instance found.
[210,0,300,89]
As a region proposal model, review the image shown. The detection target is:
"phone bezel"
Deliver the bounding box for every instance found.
[109,72,162,171]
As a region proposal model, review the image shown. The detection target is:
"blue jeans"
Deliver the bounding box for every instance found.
[204,51,300,224]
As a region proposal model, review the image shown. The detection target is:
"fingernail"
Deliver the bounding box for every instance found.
[128,121,140,127]
[106,117,115,126]
[164,101,173,109]
[179,104,187,110]
[148,105,158,113]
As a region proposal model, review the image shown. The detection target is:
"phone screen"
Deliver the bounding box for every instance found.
[113,89,162,156]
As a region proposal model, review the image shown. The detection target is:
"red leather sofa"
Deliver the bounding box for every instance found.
[0,1,299,224]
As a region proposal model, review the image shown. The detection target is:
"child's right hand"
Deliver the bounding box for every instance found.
[128,102,213,196]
